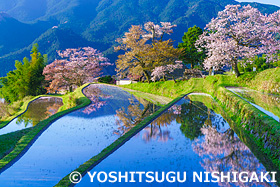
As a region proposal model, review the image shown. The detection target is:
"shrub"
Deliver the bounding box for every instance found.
[98,76,116,84]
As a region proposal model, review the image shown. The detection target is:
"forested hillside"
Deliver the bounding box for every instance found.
[0,0,279,76]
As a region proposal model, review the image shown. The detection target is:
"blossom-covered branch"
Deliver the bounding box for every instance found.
[43,47,111,93]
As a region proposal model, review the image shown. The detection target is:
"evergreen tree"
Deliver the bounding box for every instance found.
[0,44,46,103]
[178,25,205,69]
[28,44,47,95]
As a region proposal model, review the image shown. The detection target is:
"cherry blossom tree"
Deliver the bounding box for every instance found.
[143,22,177,42]
[151,60,183,82]
[43,47,111,93]
[196,5,280,77]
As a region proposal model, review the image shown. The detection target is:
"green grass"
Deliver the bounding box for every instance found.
[0,128,33,159]
[0,83,91,171]
[249,68,280,95]
[120,75,243,99]
[121,87,172,106]
[121,68,280,98]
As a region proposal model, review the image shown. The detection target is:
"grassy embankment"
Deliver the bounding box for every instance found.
[122,68,280,98]
[189,94,280,183]
[0,83,91,171]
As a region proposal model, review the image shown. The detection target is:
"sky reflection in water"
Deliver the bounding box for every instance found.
[0,84,158,186]
[78,96,275,187]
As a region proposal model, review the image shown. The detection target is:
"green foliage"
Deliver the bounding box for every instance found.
[178,25,205,69]
[179,101,208,140]
[0,44,46,103]
[249,67,280,95]
[98,75,115,84]
[238,56,273,73]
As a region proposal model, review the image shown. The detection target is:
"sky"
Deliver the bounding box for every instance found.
[236,0,280,7]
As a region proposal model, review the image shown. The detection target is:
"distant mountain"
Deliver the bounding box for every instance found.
[0,27,115,75]
[0,0,279,77]
[0,12,50,56]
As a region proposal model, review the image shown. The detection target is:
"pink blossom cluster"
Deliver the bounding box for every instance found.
[196,5,280,70]
[193,125,269,187]
[82,85,111,114]
[142,22,177,41]
[43,47,111,93]
[151,60,183,81]
[168,104,182,115]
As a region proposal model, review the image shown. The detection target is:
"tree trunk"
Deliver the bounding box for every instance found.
[209,68,212,76]
[233,61,240,77]
[172,75,176,83]
[143,70,151,83]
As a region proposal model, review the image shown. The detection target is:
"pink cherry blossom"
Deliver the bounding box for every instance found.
[142,21,177,41]
[43,47,111,93]
[151,60,183,81]
[196,5,280,73]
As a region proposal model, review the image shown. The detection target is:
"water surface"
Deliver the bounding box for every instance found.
[78,96,275,187]
[0,84,159,186]
[0,97,63,136]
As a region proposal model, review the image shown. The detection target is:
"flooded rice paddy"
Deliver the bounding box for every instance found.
[0,97,63,136]
[78,95,275,187]
[0,85,158,186]
[0,85,277,187]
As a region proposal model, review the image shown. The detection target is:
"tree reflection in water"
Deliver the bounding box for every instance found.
[192,111,271,187]
[114,98,161,138]
[141,104,184,143]
[177,99,211,140]
[82,85,111,114]
[115,95,273,186]
[115,97,219,143]
[16,97,63,127]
